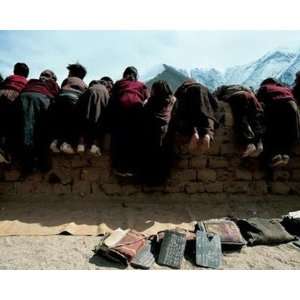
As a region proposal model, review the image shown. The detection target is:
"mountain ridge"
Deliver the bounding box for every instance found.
[144,50,300,91]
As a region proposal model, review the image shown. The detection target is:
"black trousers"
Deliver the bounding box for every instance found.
[264,100,300,157]
[111,106,143,173]
[49,94,79,146]
[20,92,51,172]
[229,93,265,145]
[0,95,23,157]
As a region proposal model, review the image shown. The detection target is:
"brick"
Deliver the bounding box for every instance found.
[88,155,111,168]
[0,183,16,194]
[273,170,290,182]
[197,169,217,182]
[142,185,165,193]
[207,141,221,155]
[224,182,249,193]
[229,157,241,168]
[4,169,21,182]
[165,183,185,193]
[291,170,300,181]
[171,169,197,182]
[51,155,72,168]
[205,182,223,193]
[235,169,252,181]
[174,159,189,169]
[53,183,71,195]
[289,182,300,195]
[102,183,122,195]
[48,168,73,185]
[189,157,207,169]
[288,158,300,169]
[121,185,142,195]
[80,168,100,182]
[215,128,234,143]
[35,183,53,194]
[185,182,204,194]
[219,101,231,113]
[208,157,229,169]
[292,144,300,156]
[224,112,234,127]
[71,156,90,168]
[72,181,91,195]
[271,182,290,195]
[253,170,266,180]
[220,143,237,155]
[249,181,268,195]
[216,170,234,181]
[15,182,37,193]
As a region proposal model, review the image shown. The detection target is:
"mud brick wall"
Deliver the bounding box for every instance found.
[1,102,300,198]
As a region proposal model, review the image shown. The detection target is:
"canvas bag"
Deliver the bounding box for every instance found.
[198,219,246,249]
[236,217,295,246]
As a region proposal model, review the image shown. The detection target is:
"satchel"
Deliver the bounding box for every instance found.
[94,229,146,266]
[130,240,155,269]
[157,230,187,269]
[113,230,147,261]
[152,228,196,259]
[199,219,246,250]
[196,231,222,269]
[281,211,300,236]
[236,217,295,246]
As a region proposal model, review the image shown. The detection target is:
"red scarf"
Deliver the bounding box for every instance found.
[1,75,28,93]
[22,79,59,98]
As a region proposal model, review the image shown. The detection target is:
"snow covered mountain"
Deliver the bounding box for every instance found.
[279,52,300,84]
[224,50,296,88]
[145,64,190,92]
[190,68,224,91]
[144,49,300,91]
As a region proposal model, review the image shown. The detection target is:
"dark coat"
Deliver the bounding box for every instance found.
[172,81,219,137]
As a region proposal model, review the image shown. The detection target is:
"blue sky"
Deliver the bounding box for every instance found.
[1,31,300,84]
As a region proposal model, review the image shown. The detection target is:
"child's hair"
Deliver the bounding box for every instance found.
[151,80,173,99]
[14,62,29,78]
[123,66,138,81]
[67,63,87,79]
[260,78,279,86]
[40,69,57,82]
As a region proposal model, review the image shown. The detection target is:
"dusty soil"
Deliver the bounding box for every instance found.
[0,193,300,270]
[0,236,299,270]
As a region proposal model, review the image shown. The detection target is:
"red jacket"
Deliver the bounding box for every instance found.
[22,79,60,98]
[257,83,295,105]
[0,75,28,93]
[112,79,149,108]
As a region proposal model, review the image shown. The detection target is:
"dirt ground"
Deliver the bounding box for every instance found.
[0,193,300,270]
[0,235,299,270]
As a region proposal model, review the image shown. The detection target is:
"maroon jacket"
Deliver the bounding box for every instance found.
[112,79,149,108]
[0,75,28,93]
[257,83,295,105]
[22,79,60,98]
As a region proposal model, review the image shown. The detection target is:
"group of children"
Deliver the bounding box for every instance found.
[0,62,300,184]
